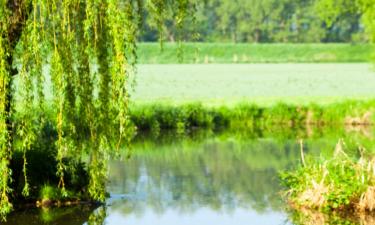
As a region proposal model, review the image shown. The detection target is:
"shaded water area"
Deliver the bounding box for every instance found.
[3,126,375,225]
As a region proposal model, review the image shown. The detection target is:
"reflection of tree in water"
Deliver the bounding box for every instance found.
[109,128,375,218]
[4,127,375,224]
[87,206,107,225]
[108,133,303,216]
[0,205,97,225]
[289,208,375,225]
[0,205,108,225]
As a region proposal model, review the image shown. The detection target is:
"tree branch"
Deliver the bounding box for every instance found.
[6,0,32,76]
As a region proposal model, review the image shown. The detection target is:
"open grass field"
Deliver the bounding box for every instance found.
[137,43,374,64]
[14,63,375,107]
[131,63,375,106]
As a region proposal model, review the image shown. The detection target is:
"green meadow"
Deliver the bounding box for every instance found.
[131,63,375,106]
[16,61,375,131]
[21,62,375,107]
[137,43,374,64]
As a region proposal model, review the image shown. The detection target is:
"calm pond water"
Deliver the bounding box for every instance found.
[2,127,375,225]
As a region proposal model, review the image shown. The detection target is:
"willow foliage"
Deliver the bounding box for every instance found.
[0,0,197,219]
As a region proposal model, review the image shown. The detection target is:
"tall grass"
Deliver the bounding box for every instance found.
[129,100,375,133]
[13,100,375,138]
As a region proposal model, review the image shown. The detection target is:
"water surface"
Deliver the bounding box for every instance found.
[3,128,375,225]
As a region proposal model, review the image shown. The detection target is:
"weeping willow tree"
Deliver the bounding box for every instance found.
[0,0,197,218]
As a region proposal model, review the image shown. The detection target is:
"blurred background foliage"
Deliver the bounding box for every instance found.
[139,0,368,43]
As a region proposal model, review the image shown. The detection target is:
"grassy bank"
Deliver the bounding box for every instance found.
[129,100,375,133]
[137,43,373,64]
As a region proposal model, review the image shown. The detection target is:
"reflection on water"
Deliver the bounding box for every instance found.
[105,206,288,225]
[0,206,95,225]
[3,127,375,225]
[107,137,299,220]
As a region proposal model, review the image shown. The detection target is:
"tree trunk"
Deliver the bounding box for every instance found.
[5,0,31,147]
[254,29,260,43]
[7,0,30,73]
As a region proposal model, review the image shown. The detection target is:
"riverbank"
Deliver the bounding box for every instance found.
[129,100,375,133]
[6,99,375,221]
[137,43,373,64]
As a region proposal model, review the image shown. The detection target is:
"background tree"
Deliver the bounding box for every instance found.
[315,0,374,46]
[138,0,367,43]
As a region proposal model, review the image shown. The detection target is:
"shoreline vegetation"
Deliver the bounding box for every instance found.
[281,139,375,219]
[129,100,375,133]
[9,100,375,200]
[136,43,374,64]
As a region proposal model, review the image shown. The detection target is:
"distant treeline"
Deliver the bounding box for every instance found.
[139,0,367,43]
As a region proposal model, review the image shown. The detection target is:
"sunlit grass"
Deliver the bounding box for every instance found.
[13,63,375,107]
[131,64,375,106]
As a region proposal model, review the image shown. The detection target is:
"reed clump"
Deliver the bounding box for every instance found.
[281,140,375,214]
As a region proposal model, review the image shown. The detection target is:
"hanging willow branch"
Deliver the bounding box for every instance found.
[0,0,195,219]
